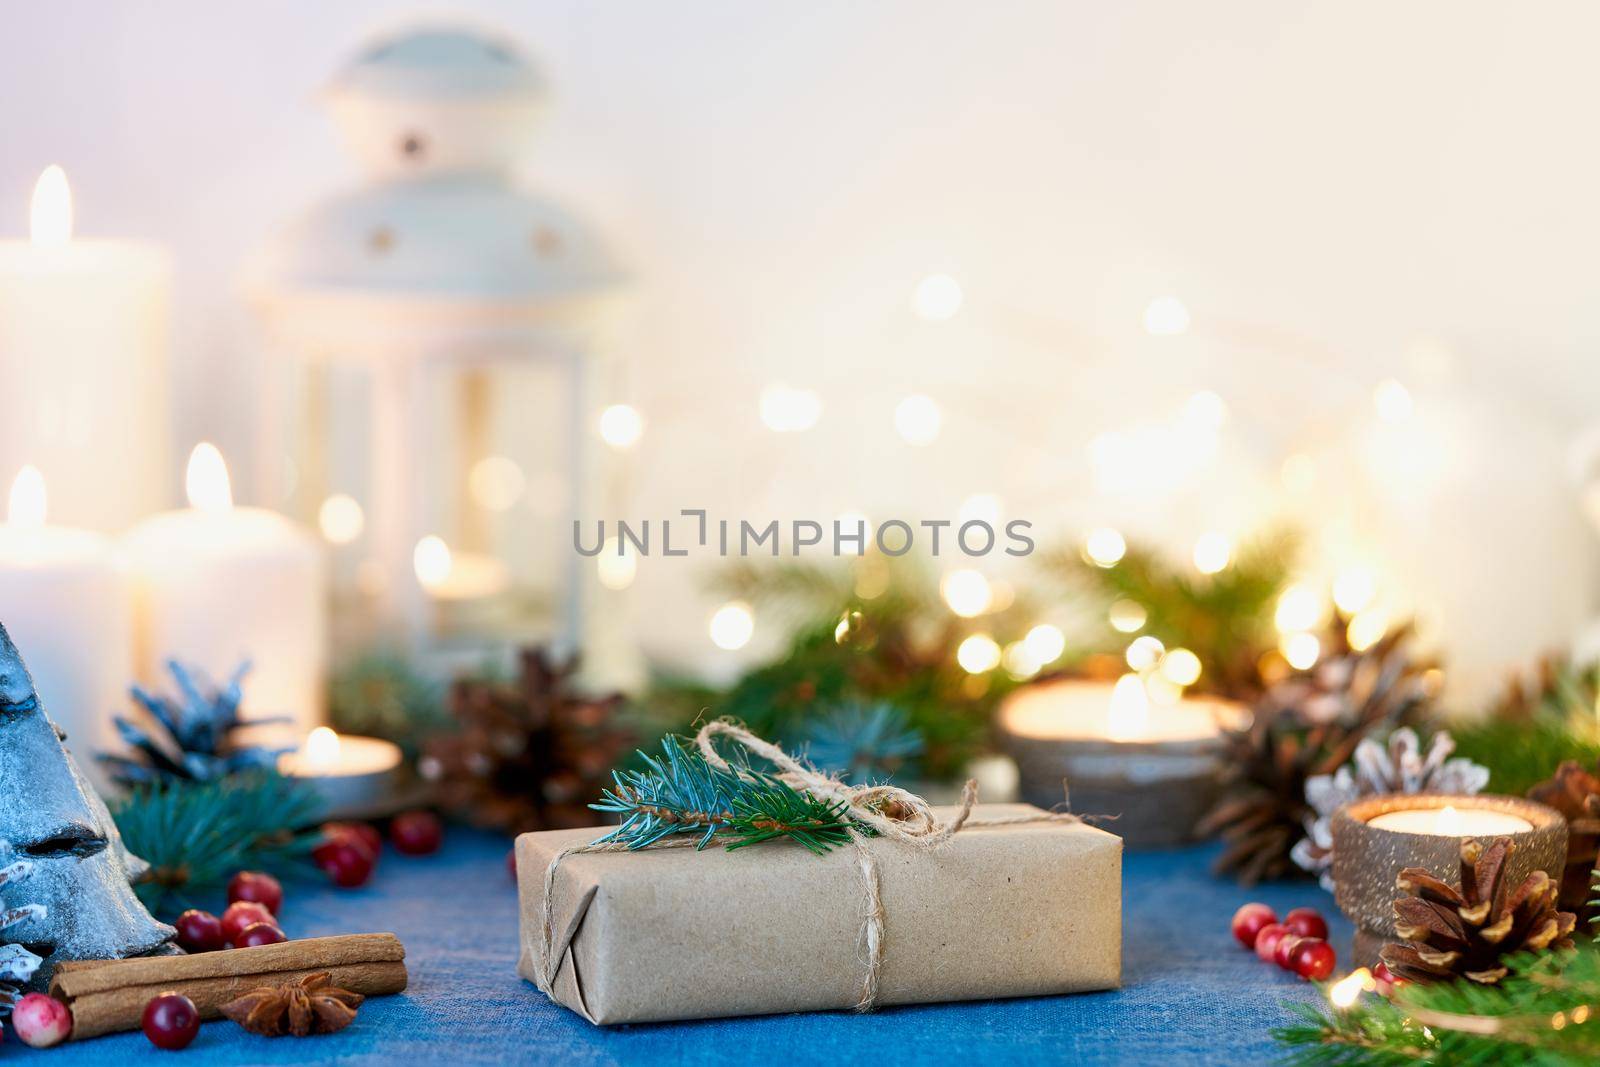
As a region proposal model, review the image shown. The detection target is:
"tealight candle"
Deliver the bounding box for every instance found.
[1330,793,1567,967]
[123,444,326,735]
[996,676,1245,847]
[1365,805,1533,837]
[0,466,128,791]
[279,726,405,821]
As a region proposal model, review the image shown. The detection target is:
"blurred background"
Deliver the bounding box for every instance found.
[3,0,1599,705]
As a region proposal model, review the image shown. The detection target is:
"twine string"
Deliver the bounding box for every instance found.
[535,720,1081,1012]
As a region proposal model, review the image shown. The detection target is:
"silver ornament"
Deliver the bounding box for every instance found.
[0,624,173,985]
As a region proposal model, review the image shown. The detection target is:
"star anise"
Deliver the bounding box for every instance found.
[221,971,363,1037]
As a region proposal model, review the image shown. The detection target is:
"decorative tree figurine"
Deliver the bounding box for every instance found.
[0,624,173,984]
[98,660,290,787]
[0,840,45,1014]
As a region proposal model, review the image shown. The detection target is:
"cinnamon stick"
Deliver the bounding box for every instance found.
[50,933,407,1040]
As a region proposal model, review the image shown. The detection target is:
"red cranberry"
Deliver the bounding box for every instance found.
[174,909,226,953]
[220,900,276,945]
[1373,961,1407,998]
[1283,906,1329,941]
[226,870,284,915]
[11,993,72,1047]
[141,993,199,1050]
[313,837,376,888]
[1230,902,1277,949]
[506,848,518,883]
[1273,933,1305,969]
[324,821,382,857]
[233,922,288,948]
[390,811,444,856]
[1253,922,1289,963]
[1290,938,1336,981]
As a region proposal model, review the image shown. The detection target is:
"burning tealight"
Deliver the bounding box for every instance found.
[996,677,1245,847]
[1330,794,1567,969]
[1365,804,1533,837]
[280,727,405,821]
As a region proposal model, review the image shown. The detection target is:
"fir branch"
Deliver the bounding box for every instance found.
[1453,660,1600,797]
[649,553,1041,780]
[1039,528,1298,699]
[112,772,322,918]
[591,735,859,855]
[798,701,924,784]
[1276,949,1600,1065]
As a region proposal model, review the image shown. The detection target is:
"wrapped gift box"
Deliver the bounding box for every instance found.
[516,803,1121,1024]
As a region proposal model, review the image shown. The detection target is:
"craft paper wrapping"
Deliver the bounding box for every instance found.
[516,803,1121,1024]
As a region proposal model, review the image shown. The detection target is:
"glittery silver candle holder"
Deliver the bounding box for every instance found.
[1330,793,1567,967]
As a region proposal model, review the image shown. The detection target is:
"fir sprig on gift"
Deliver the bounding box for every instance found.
[1275,949,1600,1064]
[591,736,859,855]
[111,772,322,917]
[647,554,1039,781]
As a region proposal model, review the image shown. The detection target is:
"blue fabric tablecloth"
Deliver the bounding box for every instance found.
[20,829,1347,1065]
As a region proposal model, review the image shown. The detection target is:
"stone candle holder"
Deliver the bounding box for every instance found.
[1330,793,1567,967]
[997,681,1246,848]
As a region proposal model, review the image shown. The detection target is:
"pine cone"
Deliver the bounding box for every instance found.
[1380,837,1576,985]
[1527,760,1600,920]
[97,660,288,787]
[1198,626,1435,884]
[1292,728,1489,891]
[420,647,629,835]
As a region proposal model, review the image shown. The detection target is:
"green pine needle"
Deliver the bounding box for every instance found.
[1041,529,1298,698]
[591,735,860,855]
[112,771,322,918]
[1276,949,1600,1065]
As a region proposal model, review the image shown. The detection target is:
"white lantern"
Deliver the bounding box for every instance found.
[248,26,628,675]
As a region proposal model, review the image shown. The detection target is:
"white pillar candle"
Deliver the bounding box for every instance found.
[124,444,326,735]
[0,466,128,792]
[0,167,170,532]
[1365,804,1533,837]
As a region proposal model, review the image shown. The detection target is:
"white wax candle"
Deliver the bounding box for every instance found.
[999,676,1230,744]
[0,467,127,792]
[123,444,326,735]
[0,167,170,532]
[1366,805,1533,837]
[279,727,404,819]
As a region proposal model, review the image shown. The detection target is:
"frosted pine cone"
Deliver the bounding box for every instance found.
[1291,728,1489,891]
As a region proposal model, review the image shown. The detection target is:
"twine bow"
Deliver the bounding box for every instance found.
[534,720,1081,1013]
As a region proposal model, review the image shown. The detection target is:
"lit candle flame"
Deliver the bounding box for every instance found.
[1436,805,1463,836]
[30,165,72,248]
[185,442,234,513]
[305,726,341,768]
[7,466,46,528]
[413,534,453,588]
[1329,968,1374,1008]
[1106,673,1150,740]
